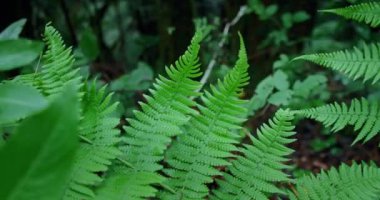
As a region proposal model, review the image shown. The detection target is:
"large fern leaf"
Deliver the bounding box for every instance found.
[295,98,380,144]
[211,109,295,200]
[12,24,81,97]
[95,30,204,199]
[291,162,380,200]
[62,83,121,199]
[159,35,250,199]
[320,2,380,28]
[294,42,380,84]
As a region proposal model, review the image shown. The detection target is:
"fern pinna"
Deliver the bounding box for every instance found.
[63,83,121,199]
[95,30,204,199]
[211,109,295,200]
[320,2,380,28]
[7,25,121,199]
[290,162,380,200]
[296,98,380,144]
[294,42,380,84]
[159,35,249,199]
[12,25,81,97]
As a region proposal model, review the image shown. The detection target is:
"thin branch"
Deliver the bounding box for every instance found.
[199,5,247,88]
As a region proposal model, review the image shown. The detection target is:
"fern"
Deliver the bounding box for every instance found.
[62,83,121,199]
[95,30,204,199]
[294,42,380,84]
[12,24,81,97]
[295,98,380,144]
[320,2,380,28]
[95,170,164,200]
[291,162,380,200]
[211,109,295,200]
[159,35,249,199]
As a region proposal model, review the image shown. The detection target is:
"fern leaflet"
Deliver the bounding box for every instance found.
[320,2,380,28]
[95,30,204,199]
[159,35,250,199]
[291,162,380,200]
[295,98,380,144]
[211,109,295,200]
[12,25,81,97]
[62,83,121,199]
[294,42,380,84]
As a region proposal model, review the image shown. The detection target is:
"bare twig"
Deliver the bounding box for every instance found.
[199,5,247,88]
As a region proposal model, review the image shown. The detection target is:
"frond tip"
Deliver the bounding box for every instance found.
[211,109,295,200]
[159,35,250,200]
[295,98,380,144]
[320,2,380,28]
[292,162,380,200]
[294,42,380,84]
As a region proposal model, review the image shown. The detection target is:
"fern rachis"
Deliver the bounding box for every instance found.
[160,35,250,199]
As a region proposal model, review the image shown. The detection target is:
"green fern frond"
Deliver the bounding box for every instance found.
[159,35,250,200]
[12,24,81,97]
[320,2,380,28]
[294,42,380,84]
[96,30,204,199]
[62,83,121,199]
[211,109,295,200]
[95,170,165,200]
[121,29,203,172]
[295,98,380,144]
[292,162,380,200]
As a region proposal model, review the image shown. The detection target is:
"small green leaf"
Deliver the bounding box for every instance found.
[0,39,43,71]
[292,11,310,23]
[0,19,27,40]
[0,84,80,200]
[265,5,278,18]
[272,70,289,90]
[111,62,154,91]
[268,90,293,106]
[79,28,99,61]
[0,83,48,124]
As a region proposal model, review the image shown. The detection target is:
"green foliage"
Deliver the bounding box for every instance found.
[62,83,121,199]
[13,25,81,97]
[211,109,295,200]
[0,84,80,200]
[0,83,47,124]
[110,62,153,92]
[0,18,26,39]
[3,1,380,198]
[0,39,43,71]
[320,2,380,27]
[95,170,164,200]
[79,28,100,61]
[294,42,380,84]
[95,29,204,199]
[159,36,249,199]
[291,162,380,200]
[296,98,380,144]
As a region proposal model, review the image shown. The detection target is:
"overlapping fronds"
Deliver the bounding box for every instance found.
[121,29,203,172]
[159,35,250,199]
[211,109,295,200]
[291,162,380,200]
[320,2,380,27]
[12,25,81,97]
[96,30,204,199]
[294,42,380,84]
[62,83,121,199]
[296,98,380,144]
